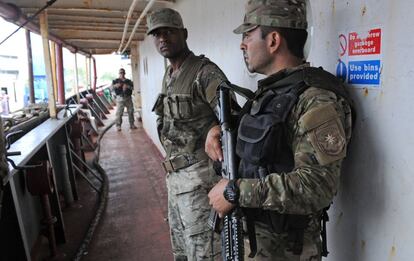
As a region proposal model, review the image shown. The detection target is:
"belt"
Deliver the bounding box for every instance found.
[162,149,208,173]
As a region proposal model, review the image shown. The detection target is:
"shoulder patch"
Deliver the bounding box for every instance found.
[300,103,347,165]
[309,118,346,165]
[313,121,346,156]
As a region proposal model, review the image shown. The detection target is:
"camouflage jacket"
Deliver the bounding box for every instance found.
[238,63,353,215]
[153,52,227,158]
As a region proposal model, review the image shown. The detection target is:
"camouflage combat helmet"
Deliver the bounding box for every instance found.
[233,0,307,34]
[147,8,184,35]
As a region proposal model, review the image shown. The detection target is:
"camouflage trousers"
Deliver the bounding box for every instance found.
[244,222,321,261]
[166,159,221,261]
[115,96,134,127]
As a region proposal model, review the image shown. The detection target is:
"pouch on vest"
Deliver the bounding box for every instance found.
[175,94,193,119]
[236,91,297,166]
[164,94,193,120]
[152,93,165,116]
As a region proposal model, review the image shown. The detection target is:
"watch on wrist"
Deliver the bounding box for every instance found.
[223,179,240,204]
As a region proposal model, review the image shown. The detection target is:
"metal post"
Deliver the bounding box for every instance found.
[39,11,57,118]
[92,57,97,91]
[25,29,35,104]
[41,194,58,258]
[130,43,142,121]
[50,42,58,102]
[59,145,74,206]
[88,57,92,90]
[56,44,65,104]
[85,57,90,90]
[74,53,80,103]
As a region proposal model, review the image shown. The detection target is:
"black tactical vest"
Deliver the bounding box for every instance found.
[236,66,353,235]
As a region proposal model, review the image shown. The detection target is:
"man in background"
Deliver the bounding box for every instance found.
[112,68,137,131]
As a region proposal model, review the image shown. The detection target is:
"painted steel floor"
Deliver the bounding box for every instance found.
[81,119,172,261]
[34,109,172,261]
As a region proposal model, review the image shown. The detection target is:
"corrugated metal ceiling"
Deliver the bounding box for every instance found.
[8,0,174,55]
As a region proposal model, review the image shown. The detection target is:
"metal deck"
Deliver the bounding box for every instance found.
[30,113,173,260]
[82,121,172,260]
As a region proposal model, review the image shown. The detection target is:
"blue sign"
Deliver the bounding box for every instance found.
[336,60,347,82]
[348,60,381,85]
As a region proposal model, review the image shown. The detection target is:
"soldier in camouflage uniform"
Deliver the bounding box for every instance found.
[207,0,354,260]
[112,68,137,131]
[147,8,227,261]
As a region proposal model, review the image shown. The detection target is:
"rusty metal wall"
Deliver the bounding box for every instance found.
[138,1,414,260]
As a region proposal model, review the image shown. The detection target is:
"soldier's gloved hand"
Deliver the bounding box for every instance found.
[205,125,222,161]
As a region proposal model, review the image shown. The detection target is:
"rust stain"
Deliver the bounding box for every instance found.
[361,240,366,250]
[351,240,356,248]
[362,5,367,16]
[83,0,92,8]
[335,212,343,227]
[363,88,369,97]
[388,246,396,261]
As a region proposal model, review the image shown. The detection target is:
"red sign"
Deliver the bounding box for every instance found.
[348,28,381,56]
[339,34,347,56]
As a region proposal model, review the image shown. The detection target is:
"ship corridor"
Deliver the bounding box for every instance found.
[2,0,414,260]
[75,112,173,261]
[1,106,174,260]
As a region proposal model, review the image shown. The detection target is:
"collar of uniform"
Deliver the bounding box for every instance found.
[167,51,195,79]
[257,62,310,91]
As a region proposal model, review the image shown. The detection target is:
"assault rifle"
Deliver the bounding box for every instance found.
[209,82,244,261]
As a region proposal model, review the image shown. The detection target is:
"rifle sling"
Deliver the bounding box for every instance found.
[246,216,257,258]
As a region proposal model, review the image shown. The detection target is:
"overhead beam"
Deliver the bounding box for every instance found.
[66,39,142,44]
[33,19,126,27]
[30,14,137,24]
[51,29,145,40]
[17,0,175,11]
[22,7,135,18]
[65,41,120,49]
[49,25,146,33]
[87,49,118,55]
[65,41,140,50]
